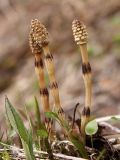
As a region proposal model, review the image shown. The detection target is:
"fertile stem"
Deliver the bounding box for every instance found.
[29,28,52,131]
[29,31,50,113]
[72,19,92,138]
[42,45,64,115]
[31,19,64,116]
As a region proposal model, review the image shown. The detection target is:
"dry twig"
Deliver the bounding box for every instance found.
[0,144,87,160]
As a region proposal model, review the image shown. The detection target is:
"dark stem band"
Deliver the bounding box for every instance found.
[82,62,91,74]
[35,58,44,68]
[82,106,90,116]
[49,82,58,89]
[45,53,53,60]
[58,108,64,114]
[40,88,49,96]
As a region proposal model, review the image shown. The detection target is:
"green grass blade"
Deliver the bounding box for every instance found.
[5,97,28,142]
[22,139,34,160]
[69,133,88,158]
[34,96,42,129]
[5,97,35,160]
[25,105,33,135]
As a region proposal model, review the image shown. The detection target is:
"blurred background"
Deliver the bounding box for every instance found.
[0,0,120,125]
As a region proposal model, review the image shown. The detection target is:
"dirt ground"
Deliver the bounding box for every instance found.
[0,0,120,128]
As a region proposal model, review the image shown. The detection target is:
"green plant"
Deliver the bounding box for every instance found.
[45,111,88,158]
[5,97,35,160]
[4,97,89,159]
[5,97,55,160]
[85,119,98,148]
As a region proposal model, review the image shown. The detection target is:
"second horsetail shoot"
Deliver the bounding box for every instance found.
[72,19,92,139]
